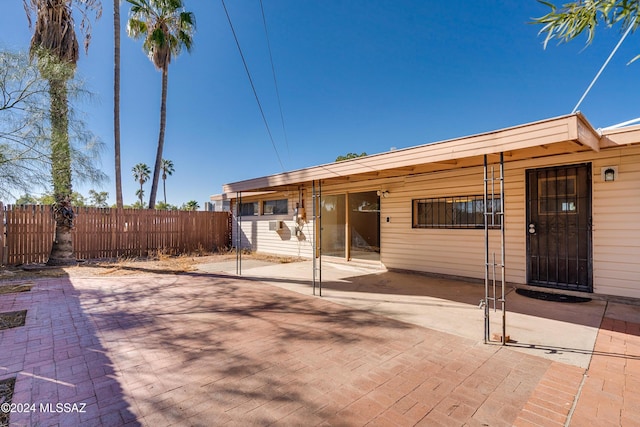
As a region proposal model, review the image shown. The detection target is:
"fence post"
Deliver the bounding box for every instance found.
[0,202,5,266]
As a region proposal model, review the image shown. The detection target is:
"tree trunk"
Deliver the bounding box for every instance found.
[148,67,168,209]
[114,0,123,209]
[163,175,167,204]
[47,76,75,266]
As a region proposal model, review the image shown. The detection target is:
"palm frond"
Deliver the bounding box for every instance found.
[533,0,639,49]
[125,0,195,69]
[127,18,148,39]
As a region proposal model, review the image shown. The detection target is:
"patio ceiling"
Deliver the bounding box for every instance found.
[220,113,613,195]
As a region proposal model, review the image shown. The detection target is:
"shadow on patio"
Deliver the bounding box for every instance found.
[196,260,640,368]
[0,274,139,426]
[73,272,417,424]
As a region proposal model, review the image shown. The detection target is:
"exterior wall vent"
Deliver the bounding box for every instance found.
[269,220,284,231]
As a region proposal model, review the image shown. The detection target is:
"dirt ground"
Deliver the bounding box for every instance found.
[0,251,304,281]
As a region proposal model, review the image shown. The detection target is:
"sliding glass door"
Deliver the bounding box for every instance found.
[349,192,380,261]
[320,191,380,261]
[320,194,346,257]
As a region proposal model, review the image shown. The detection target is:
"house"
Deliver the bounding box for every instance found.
[211,113,640,299]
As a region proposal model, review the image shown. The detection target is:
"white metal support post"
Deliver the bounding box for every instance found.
[312,180,322,296]
[482,153,506,344]
[236,191,242,276]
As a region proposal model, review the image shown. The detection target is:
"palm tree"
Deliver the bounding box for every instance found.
[114,0,123,208]
[181,200,199,211]
[24,0,101,266]
[125,0,195,209]
[160,158,174,204]
[535,1,640,60]
[135,189,145,208]
[132,162,150,208]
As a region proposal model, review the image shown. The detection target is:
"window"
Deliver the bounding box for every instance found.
[263,199,288,215]
[239,202,258,216]
[538,175,577,214]
[412,196,501,229]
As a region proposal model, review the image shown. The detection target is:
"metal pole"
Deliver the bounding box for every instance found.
[234,191,240,275]
[319,180,322,297]
[500,152,506,345]
[493,252,497,312]
[236,191,242,276]
[312,180,316,295]
[483,155,489,344]
[491,165,496,311]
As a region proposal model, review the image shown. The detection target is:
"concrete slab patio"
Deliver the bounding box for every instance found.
[0,260,638,426]
[199,260,610,368]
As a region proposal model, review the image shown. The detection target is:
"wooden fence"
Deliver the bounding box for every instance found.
[0,203,232,266]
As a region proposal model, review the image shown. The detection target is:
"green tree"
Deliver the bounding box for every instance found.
[0,49,105,203]
[181,200,199,211]
[534,1,640,61]
[88,189,109,207]
[15,194,39,205]
[0,50,50,198]
[38,193,55,205]
[132,162,151,208]
[25,0,102,266]
[126,0,195,209]
[23,191,85,206]
[70,191,86,207]
[160,158,174,204]
[335,152,368,162]
[155,200,177,210]
[131,200,146,209]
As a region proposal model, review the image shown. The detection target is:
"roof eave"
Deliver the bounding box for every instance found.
[222,113,601,194]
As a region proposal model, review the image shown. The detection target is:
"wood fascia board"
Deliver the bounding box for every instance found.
[574,114,601,152]
[223,114,584,193]
[599,125,640,147]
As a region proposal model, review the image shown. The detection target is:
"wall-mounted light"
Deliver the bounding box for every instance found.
[376,190,390,198]
[601,166,618,182]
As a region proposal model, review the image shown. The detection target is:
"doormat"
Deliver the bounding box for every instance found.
[0,310,27,331]
[0,284,32,296]
[0,377,16,427]
[516,288,592,303]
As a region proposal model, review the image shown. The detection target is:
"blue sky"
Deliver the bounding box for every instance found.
[1,1,639,207]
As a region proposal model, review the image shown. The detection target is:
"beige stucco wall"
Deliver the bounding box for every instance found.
[231,145,640,298]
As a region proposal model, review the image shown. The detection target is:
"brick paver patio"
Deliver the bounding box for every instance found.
[1,271,639,426]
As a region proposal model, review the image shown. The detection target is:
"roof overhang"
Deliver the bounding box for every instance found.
[599,123,640,147]
[220,113,620,195]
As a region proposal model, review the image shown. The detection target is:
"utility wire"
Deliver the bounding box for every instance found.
[259,0,291,163]
[572,17,637,113]
[221,0,285,171]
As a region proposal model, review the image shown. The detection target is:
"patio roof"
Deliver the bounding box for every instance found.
[217,112,635,196]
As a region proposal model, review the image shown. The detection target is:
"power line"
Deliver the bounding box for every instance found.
[259,0,291,163]
[572,17,637,114]
[221,0,285,171]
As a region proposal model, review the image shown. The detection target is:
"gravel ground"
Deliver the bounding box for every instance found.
[0,252,303,281]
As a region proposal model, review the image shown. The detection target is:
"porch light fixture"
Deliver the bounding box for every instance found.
[377,190,389,198]
[601,166,618,182]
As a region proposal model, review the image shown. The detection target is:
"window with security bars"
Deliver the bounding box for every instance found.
[412,196,501,229]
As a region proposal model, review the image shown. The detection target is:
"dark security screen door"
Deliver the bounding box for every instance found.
[526,164,592,292]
